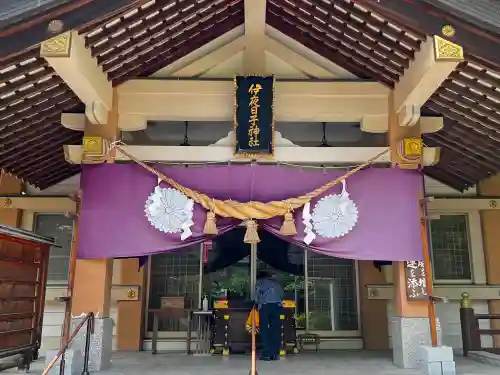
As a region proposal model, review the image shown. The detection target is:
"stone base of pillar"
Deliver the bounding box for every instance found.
[44,349,83,375]
[71,317,113,372]
[391,316,442,369]
[417,345,455,375]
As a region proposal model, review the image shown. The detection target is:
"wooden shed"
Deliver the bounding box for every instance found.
[0,224,58,371]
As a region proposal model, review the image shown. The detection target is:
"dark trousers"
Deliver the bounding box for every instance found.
[259,303,282,358]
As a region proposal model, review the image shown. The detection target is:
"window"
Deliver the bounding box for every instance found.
[34,214,74,284]
[148,245,200,331]
[307,252,358,331]
[429,214,472,281]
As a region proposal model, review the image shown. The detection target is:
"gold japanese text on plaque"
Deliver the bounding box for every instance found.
[234,75,275,158]
[248,83,262,148]
[405,261,428,300]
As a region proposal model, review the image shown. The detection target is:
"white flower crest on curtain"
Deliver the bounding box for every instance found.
[145,180,194,239]
[311,179,359,239]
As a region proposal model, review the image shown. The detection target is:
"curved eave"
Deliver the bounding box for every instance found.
[0,0,142,62]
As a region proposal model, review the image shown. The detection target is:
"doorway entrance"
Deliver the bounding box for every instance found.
[144,227,361,351]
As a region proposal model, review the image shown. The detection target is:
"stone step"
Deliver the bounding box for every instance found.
[468,351,500,367]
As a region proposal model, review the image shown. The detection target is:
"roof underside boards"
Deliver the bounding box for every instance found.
[0,0,143,60]
[0,0,245,189]
[82,0,245,86]
[0,0,64,27]
[0,0,500,191]
[422,0,500,36]
[268,0,500,191]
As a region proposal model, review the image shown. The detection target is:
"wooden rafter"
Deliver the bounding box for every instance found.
[357,0,500,67]
[1,0,500,191]
[110,3,244,83]
[0,0,143,61]
[83,0,245,85]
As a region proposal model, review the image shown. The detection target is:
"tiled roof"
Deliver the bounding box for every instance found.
[0,0,63,25]
[424,0,500,35]
[269,0,500,191]
[0,0,244,189]
[1,0,500,191]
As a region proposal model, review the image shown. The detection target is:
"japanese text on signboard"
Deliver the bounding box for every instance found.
[248,83,262,147]
[234,75,274,157]
[405,261,428,300]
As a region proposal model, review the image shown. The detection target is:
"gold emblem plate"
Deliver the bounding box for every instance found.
[433,35,464,61]
[83,136,104,156]
[404,138,423,157]
[40,31,72,58]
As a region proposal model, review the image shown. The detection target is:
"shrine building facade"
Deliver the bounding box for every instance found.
[1,0,500,372]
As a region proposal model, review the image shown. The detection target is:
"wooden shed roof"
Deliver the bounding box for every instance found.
[1,0,500,191]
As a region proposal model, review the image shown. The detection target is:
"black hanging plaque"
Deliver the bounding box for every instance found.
[404,261,428,300]
[234,75,275,157]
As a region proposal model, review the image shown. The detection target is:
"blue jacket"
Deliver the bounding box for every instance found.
[255,277,283,308]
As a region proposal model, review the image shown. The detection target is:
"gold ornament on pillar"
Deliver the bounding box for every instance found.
[3,198,12,208]
[82,136,110,164]
[396,137,423,168]
[244,220,260,244]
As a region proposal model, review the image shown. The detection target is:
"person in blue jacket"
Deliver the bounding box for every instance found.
[254,270,283,361]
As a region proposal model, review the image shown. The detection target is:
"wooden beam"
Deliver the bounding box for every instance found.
[40,30,112,125]
[266,26,356,78]
[428,198,500,211]
[65,140,439,167]
[152,27,244,77]
[65,144,393,165]
[243,0,267,74]
[169,36,246,77]
[116,79,390,123]
[0,0,139,61]
[1,196,76,213]
[264,36,337,79]
[394,35,463,126]
[61,113,86,131]
[388,91,441,169]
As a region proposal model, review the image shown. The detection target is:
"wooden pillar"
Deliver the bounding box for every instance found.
[388,90,436,368]
[72,259,113,316]
[358,261,389,349]
[115,259,146,350]
[393,262,429,318]
[389,88,428,318]
[388,91,422,170]
[67,89,120,370]
[72,86,145,351]
[71,88,120,319]
[478,174,500,347]
[0,173,23,227]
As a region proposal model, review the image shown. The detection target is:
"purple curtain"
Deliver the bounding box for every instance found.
[78,164,423,261]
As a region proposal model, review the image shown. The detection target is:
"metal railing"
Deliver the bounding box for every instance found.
[41,312,95,375]
[459,293,500,356]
